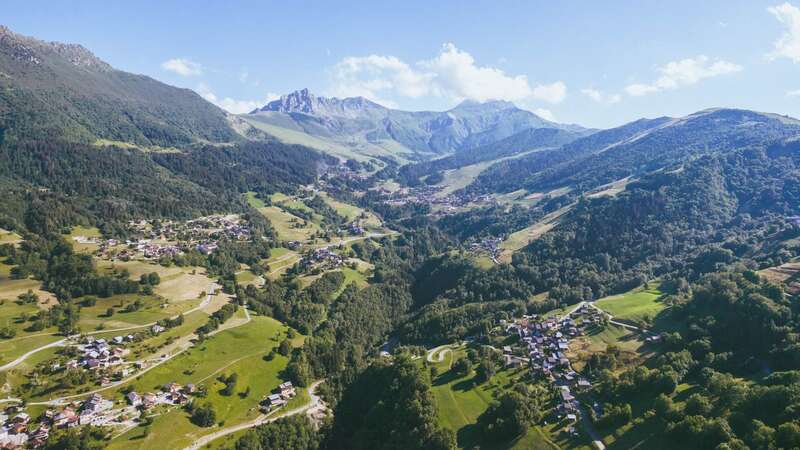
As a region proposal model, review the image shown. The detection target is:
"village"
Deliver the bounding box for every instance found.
[468,236,503,263]
[500,302,659,438]
[76,215,254,261]
[0,376,299,449]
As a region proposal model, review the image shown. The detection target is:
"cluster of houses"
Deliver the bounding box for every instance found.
[343,222,365,235]
[0,409,40,448]
[97,215,254,260]
[67,336,130,374]
[260,381,296,412]
[468,236,503,263]
[303,247,345,270]
[0,394,116,448]
[126,381,196,410]
[378,184,496,216]
[503,309,599,423]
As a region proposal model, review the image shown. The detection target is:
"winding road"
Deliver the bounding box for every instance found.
[183,380,325,450]
[0,284,219,372]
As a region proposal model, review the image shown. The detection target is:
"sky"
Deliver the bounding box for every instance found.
[5,0,800,128]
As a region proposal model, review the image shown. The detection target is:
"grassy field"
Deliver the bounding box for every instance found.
[318,192,383,229]
[96,260,214,303]
[0,276,56,306]
[595,283,666,322]
[426,346,559,450]
[247,191,322,242]
[0,333,63,367]
[566,323,645,372]
[435,161,495,197]
[0,229,22,245]
[106,315,301,450]
[258,206,321,243]
[235,270,262,287]
[499,204,574,263]
[63,225,103,253]
[76,293,186,330]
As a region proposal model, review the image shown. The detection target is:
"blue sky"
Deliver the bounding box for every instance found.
[5,0,800,128]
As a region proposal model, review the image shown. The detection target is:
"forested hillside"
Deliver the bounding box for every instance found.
[6,21,800,450]
[0,26,237,146]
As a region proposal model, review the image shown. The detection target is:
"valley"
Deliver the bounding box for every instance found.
[1,12,800,450]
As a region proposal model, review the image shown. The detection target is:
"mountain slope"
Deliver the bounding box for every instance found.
[398,126,585,183]
[468,109,800,195]
[0,25,238,147]
[244,88,587,160]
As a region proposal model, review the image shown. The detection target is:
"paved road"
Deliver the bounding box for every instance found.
[0,284,218,372]
[426,345,452,363]
[577,404,606,450]
[183,380,325,450]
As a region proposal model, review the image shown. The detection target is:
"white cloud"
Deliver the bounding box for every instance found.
[329,43,566,106]
[624,56,742,96]
[534,108,556,122]
[768,2,800,62]
[161,58,203,76]
[196,83,279,114]
[581,88,621,104]
[532,82,567,104]
[787,88,800,96]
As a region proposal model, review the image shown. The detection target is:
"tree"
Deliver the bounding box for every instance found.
[191,402,217,427]
[475,358,497,384]
[278,339,292,357]
[478,392,539,442]
[452,357,472,377]
[221,373,238,396]
[105,307,114,317]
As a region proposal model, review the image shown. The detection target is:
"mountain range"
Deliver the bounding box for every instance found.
[243,88,590,161]
[6,22,800,450]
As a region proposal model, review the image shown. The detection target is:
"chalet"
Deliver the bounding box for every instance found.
[53,408,77,428]
[151,324,166,334]
[126,392,142,407]
[142,393,158,409]
[278,381,296,399]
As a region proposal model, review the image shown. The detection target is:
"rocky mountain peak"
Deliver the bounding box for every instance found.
[254,89,386,117]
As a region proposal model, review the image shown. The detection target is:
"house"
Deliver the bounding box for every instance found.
[163,382,181,394]
[126,392,142,407]
[267,394,286,407]
[53,408,77,428]
[142,393,158,409]
[151,324,166,334]
[278,381,296,398]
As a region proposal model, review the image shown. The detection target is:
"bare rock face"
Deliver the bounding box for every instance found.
[250,89,583,155]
